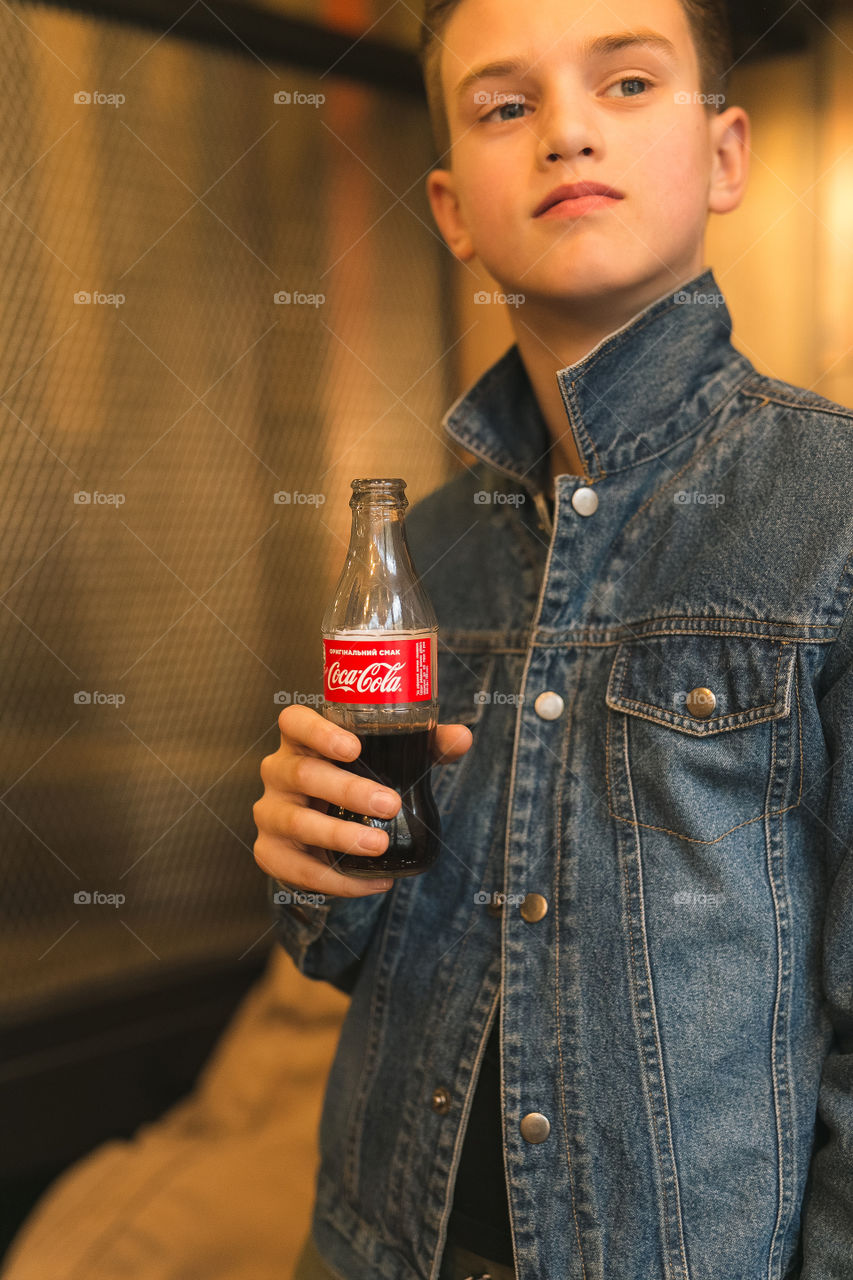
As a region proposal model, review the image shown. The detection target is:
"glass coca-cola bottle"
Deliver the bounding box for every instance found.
[321,478,440,879]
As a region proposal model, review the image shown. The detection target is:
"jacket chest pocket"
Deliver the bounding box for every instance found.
[605,634,800,844]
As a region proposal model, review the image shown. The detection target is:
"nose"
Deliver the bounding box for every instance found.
[535,88,603,166]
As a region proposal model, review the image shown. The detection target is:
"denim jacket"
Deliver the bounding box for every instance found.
[271,268,853,1280]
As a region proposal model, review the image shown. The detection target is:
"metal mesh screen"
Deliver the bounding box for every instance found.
[0,1,456,1018]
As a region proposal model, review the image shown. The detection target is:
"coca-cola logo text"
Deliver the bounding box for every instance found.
[326,660,405,695]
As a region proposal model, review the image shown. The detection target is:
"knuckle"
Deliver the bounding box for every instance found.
[278,703,300,734]
[291,755,313,793]
[259,753,276,788]
[344,776,369,813]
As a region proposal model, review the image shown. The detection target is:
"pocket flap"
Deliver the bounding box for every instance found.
[605,634,795,736]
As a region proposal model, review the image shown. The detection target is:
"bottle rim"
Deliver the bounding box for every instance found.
[350,478,406,493]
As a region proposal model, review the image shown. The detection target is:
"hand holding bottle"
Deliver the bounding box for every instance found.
[253,704,472,898]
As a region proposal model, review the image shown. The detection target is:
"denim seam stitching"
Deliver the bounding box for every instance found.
[618,712,691,1280]
[554,642,590,1280]
[764,733,797,1280]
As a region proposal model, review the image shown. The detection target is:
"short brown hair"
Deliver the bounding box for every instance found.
[418,0,733,160]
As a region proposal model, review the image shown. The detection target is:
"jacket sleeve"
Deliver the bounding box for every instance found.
[267,876,390,996]
[799,591,853,1279]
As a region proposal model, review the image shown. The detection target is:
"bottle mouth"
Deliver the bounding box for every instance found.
[350,478,406,493]
[350,478,408,510]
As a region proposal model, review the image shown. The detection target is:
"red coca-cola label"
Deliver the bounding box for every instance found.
[323,636,433,704]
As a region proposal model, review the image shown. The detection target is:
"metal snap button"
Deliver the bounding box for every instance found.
[520,893,548,923]
[571,486,599,517]
[486,896,503,918]
[520,1111,551,1143]
[431,1086,451,1114]
[685,686,716,719]
[534,691,564,720]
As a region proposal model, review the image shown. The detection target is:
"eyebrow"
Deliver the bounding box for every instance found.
[454,29,679,101]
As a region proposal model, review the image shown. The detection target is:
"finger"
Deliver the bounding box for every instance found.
[278,702,360,762]
[259,797,391,857]
[432,723,474,765]
[281,754,401,819]
[254,837,395,898]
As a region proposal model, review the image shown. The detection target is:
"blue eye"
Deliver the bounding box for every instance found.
[610,77,651,97]
[482,99,527,122]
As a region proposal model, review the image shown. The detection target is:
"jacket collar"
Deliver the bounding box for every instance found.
[442,268,752,494]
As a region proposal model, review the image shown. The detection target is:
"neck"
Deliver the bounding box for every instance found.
[507,267,708,496]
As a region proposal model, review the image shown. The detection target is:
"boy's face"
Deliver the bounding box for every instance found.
[426,0,748,311]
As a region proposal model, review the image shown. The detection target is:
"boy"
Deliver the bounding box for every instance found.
[253,1,853,1276]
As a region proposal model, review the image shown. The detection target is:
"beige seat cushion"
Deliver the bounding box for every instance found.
[3,948,348,1280]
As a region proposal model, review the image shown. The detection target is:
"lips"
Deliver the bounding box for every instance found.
[533,182,624,217]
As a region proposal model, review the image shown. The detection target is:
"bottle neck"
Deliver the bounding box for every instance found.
[348,504,412,578]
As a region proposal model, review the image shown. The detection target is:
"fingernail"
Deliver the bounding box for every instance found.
[371,791,397,816]
[358,829,386,851]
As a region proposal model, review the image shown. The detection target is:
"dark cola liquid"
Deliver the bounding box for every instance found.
[327,726,440,879]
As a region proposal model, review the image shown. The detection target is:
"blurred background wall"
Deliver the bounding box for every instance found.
[1,0,851,1270]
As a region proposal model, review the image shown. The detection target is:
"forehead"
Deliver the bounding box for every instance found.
[440,0,697,95]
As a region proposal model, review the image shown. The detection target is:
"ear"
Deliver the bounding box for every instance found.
[708,106,751,215]
[425,167,476,262]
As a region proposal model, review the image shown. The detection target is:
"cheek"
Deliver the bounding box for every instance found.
[633,135,709,232]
